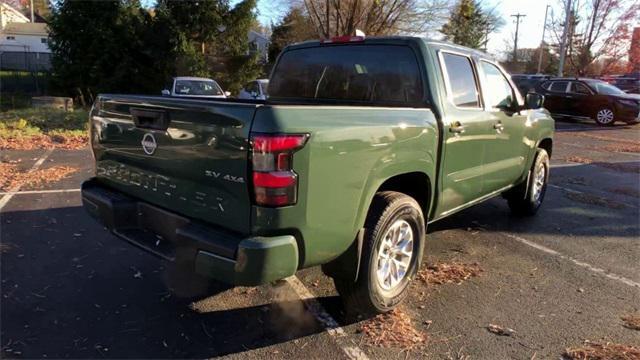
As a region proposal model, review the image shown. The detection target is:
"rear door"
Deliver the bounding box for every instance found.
[435,51,493,217]
[568,81,593,117]
[543,80,570,115]
[91,96,257,234]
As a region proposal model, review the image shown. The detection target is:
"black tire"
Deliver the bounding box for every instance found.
[593,107,616,126]
[333,191,425,317]
[508,149,549,216]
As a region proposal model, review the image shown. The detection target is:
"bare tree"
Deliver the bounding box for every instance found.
[300,0,450,38]
[549,0,640,75]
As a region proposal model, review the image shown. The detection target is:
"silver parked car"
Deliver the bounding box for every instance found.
[162,77,230,98]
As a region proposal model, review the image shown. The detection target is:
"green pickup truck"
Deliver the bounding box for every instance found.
[82,36,554,315]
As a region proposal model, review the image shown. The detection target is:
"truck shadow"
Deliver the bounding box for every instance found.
[0,204,334,358]
[428,163,639,239]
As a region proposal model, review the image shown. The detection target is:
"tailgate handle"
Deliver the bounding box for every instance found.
[130,108,170,130]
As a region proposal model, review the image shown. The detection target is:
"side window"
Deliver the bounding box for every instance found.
[480,61,514,109]
[540,81,551,90]
[441,53,481,108]
[550,81,568,93]
[570,82,591,94]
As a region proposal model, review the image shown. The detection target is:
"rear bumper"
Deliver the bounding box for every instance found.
[81,179,298,286]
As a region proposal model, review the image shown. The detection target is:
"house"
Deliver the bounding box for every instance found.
[248,30,269,63]
[0,2,29,28]
[0,3,51,71]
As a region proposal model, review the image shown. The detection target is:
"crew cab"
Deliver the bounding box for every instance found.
[82,36,554,315]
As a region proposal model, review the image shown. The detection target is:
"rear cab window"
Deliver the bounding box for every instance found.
[268,44,424,106]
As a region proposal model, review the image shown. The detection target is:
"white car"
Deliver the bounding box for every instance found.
[162,77,230,98]
[238,79,269,100]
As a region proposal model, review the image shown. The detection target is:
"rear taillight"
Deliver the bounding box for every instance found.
[251,134,308,207]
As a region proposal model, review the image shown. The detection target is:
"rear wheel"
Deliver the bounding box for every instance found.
[594,107,615,126]
[507,149,549,216]
[333,191,425,317]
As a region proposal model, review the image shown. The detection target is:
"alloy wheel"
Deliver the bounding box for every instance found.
[376,219,414,291]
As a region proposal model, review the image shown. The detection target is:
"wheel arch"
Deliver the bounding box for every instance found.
[322,170,433,282]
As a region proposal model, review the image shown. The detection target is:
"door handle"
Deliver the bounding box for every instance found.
[450,121,465,134]
[494,122,504,131]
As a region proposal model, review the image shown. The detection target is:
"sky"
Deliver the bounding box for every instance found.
[248,0,561,57]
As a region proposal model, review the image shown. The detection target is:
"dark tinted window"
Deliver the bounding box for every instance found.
[442,53,480,108]
[269,45,423,105]
[570,82,591,94]
[549,81,568,92]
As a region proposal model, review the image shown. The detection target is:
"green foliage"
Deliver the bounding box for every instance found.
[440,0,503,49]
[48,1,173,103]
[0,108,89,138]
[48,0,262,99]
[268,7,316,64]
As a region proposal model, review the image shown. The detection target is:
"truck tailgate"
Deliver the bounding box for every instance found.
[90,95,257,235]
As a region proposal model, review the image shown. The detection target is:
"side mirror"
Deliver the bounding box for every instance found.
[161,89,170,96]
[224,91,231,97]
[526,93,544,109]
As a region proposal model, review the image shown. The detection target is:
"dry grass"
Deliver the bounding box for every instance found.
[416,262,483,285]
[566,156,594,164]
[603,143,640,153]
[621,314,640,331]
[565,192,626,210]
[0,162,78,191]
[564,341,640,360]
[359,308,428,350]
[0,133,88,150]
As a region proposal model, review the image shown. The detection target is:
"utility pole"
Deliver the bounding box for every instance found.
[537,5,551,74]
[558,0,573,76]
[511,13,526,64]
[30,0,35,22]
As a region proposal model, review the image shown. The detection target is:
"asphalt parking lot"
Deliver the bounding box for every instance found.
[1,119,639,359]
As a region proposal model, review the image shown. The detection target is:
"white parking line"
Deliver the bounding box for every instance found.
[501,232,640,288]
[0,149,54,212]
[285,276,369,360]
[0,188,81,196]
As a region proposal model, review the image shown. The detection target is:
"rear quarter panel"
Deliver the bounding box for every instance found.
[251,106,439,267]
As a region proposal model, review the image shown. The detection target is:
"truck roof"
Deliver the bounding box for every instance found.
[284,36,495,62]
[174,76,217,82]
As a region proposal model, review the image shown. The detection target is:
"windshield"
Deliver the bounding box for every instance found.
[269,44,424,105]
[174,80,223,96]
[588,82,626,96]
